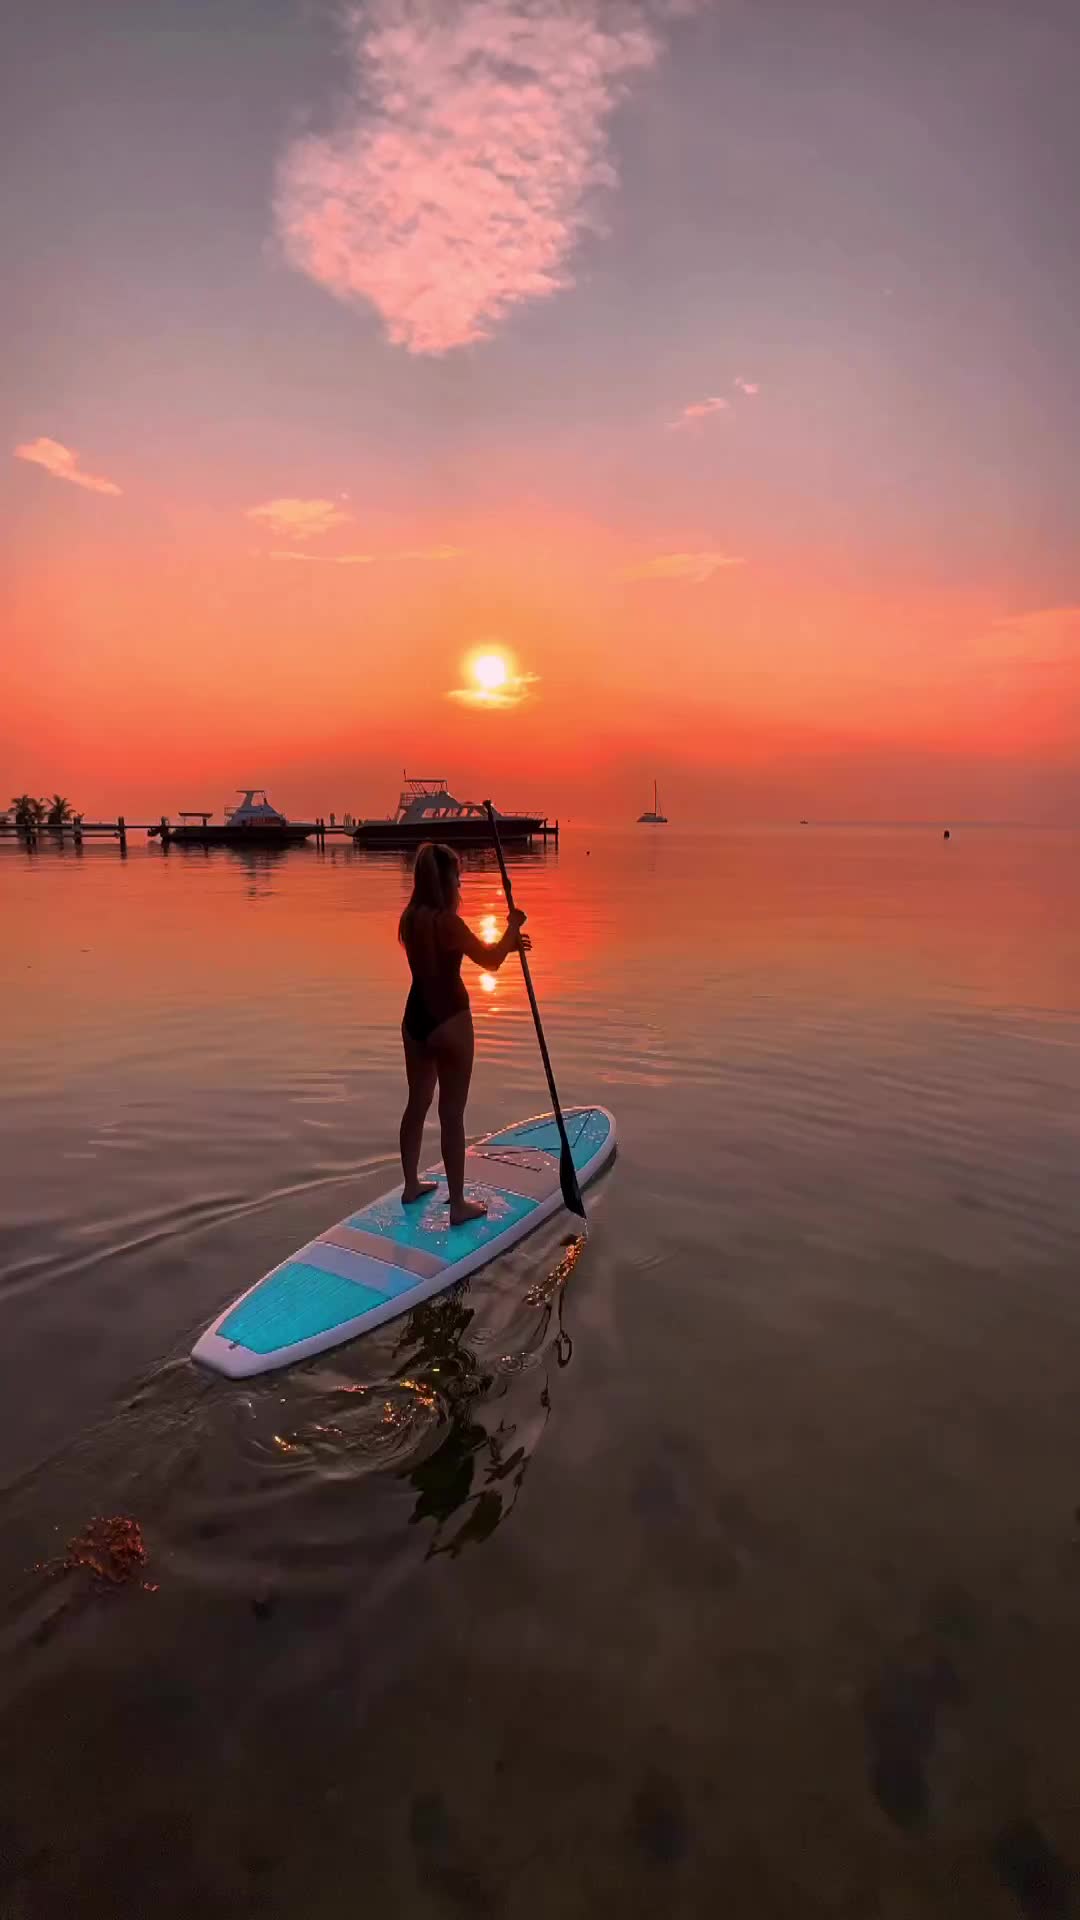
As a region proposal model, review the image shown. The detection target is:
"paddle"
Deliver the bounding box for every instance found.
[484,801,586,1220]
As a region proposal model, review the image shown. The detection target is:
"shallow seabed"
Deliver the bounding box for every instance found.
[1,825,1078,1916]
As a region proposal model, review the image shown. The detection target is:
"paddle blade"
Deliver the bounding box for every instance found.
[560,1137,587,1219]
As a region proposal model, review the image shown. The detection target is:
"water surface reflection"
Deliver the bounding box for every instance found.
[0,827,1078,1916]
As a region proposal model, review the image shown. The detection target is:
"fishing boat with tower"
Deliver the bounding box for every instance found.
[353,776,558,849]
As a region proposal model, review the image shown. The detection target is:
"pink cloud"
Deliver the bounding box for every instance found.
[264,543,463,566]
[268,549,373,565]
[394,546,464,561]
[734,376,760,396]
[971,606,1080,666]
[274,1,690,355]
[13,436,121,496]
[625,552,745,583]
[668,396,730,431]
[246,497,352,540]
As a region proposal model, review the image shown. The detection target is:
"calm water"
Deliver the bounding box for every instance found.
[1,826,1079,1917]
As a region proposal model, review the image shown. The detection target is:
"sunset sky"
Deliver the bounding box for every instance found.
[4,0,1077,823]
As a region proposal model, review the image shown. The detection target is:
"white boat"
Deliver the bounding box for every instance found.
[637,780,668,824]
[355,776,557,847]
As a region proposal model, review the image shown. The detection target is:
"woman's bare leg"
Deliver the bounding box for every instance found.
[400,1027,438,1203]
[431,1011,485,1224]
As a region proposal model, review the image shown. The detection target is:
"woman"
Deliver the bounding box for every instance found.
[398,842,528,1224]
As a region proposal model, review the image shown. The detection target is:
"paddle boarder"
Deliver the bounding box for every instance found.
[399,842,529,1223]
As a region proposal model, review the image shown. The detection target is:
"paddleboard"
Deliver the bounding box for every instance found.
[192,1106,615,1378]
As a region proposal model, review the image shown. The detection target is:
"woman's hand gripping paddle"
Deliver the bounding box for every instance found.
[484,802,586,1220]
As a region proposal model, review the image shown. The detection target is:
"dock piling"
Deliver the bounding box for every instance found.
[13,799,559,855]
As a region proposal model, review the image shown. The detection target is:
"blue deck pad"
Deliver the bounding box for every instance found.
[486,1108,610,1170]
[345,1179,539,1260]
[220,1261,390,1355]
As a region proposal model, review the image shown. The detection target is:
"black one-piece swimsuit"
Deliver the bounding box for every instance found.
[403,918,469,1045]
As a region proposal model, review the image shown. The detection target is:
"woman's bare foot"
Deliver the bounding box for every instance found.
[402,1180,438,1206]
[448,1196,488,1226]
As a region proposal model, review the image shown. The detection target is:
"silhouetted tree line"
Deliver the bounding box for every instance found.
[4,794,78,832]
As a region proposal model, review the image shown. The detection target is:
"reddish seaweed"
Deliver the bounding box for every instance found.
[36,1515,158,1592]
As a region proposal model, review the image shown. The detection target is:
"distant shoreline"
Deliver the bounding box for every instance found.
[4,817,1075,838]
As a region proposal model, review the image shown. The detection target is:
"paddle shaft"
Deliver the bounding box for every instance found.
[484,803,586,1218]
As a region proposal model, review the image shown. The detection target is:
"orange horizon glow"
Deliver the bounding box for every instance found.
[6,509,1076,825]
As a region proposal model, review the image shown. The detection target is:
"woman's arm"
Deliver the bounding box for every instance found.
[441,909,526,971]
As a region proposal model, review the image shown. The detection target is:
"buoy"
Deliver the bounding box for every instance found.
[943,829,950,840]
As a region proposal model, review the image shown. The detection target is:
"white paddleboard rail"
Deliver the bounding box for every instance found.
[192,1106,615,1379]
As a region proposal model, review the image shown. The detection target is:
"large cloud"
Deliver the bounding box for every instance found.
[275,1,692,355]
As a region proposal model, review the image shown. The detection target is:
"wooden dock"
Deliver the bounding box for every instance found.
[5,815,137,849]
[5,812,558,852]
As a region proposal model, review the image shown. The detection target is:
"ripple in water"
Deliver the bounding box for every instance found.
[263,1377,447,1472]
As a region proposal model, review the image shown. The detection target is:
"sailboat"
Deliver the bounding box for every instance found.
[637,780,668,824]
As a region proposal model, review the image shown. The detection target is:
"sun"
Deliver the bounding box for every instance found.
[450,644,534,710]
[471,651,509,692]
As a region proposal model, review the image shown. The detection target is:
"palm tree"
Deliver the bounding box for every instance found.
[46,794,73,828]
[11,794,47,832]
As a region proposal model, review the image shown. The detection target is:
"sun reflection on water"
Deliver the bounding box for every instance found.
[478,912,500,997]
